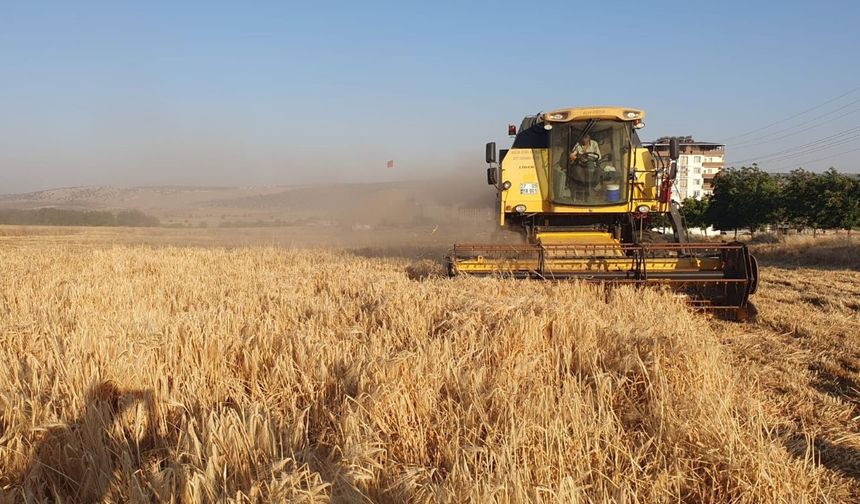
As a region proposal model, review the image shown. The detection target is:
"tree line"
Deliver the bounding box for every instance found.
[0,208,160,227]
[680,167,860,237]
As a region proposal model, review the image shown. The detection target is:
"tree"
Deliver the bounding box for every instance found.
[680,196,711,235]
[706,165,780,238]
[779,168,819,233]
[0,208,159,227]
[780,168,860,236]
[815,168,858,234]
[846,178,860,234]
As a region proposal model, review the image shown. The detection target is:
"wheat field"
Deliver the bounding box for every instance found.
[1,230,859,502]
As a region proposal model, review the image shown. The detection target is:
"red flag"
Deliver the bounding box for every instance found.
[386,159,394,169]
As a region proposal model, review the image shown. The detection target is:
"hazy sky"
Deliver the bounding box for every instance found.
[1,1,859,192]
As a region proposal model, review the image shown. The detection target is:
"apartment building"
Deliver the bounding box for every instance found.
[649,137,725,201]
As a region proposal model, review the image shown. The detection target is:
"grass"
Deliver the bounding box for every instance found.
[0,228,858,502]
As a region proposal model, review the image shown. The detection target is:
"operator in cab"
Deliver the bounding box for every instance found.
[569,134,601,163]
[567,133,602,195]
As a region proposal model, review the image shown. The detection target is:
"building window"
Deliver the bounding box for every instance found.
[693,167,701,174]
[679,156,688,166]
[693,190,701,198]
[693,155,702,163]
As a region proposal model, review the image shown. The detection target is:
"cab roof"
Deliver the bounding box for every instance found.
[542,107,646,123]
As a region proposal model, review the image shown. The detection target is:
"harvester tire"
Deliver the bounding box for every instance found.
[748,255,759,295]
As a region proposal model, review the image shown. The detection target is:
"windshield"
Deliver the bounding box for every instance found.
[549,120,632,205]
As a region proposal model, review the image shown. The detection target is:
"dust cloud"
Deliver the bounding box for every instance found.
[0,164,505,259]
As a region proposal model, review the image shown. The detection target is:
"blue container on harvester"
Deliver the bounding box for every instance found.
[606,184,621,201]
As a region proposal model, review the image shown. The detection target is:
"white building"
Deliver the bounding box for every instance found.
[650,138,725,201]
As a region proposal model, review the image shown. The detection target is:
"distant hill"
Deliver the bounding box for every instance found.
[0,179,496,226]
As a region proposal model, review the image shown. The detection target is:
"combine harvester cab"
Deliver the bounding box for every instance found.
[447,106,759,320]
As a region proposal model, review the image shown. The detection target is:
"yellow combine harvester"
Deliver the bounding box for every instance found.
[447,106,758,319]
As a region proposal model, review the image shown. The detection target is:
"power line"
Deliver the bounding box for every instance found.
[726,125,860,165]
[770,145,860,171]
[720,86,860,143]
[727,129,860,165]
[747,127,860,162]
[731,98,860,148]
[751,134,860,164]
[729,134,860,167]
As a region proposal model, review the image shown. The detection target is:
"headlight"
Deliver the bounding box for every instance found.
[636,204,650,213]
[502,181,512,190]
[514,204,527,213]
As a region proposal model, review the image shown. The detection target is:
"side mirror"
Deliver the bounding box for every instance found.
[668,137,680,161]
[485,142,497,164]
[486,167,498,186]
